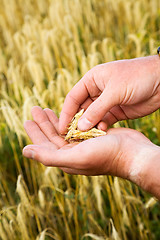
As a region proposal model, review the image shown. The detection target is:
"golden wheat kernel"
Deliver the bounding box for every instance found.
[65,109,106,142]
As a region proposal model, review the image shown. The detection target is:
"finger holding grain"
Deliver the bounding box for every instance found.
[65,109,106,142]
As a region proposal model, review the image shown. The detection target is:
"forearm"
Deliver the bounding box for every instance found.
[142,148,160,200]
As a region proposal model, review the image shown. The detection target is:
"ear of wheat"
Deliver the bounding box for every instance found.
[65,109,106,142]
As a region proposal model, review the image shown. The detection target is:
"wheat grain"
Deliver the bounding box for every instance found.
[65,109,106,142]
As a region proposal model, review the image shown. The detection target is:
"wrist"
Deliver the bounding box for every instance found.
[142,145,160,200]
[129,143,160,200]
[139,55,160,104]
[149,55,160,89]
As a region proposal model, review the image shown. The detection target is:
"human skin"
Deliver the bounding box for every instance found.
[23,106,160,200]
[59,55,160,134]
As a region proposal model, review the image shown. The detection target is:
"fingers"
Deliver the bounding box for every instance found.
[97,121,108,131]
[22,134,119,176]
[59,73,93,134]
[23,127,112,169]
[24,120,50,145]
[79,97,108,131]
[23,143,99,174]
[43,108,59,132]
[59,65,119,133]
[23,144,80,168]
[31,106,67,148]
[24,134,111,175]
[79,97,93,111]
[77,88,120,131]
[97,110,119,129]
[97,105,130,128]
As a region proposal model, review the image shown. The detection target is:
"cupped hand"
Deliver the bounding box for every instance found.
[23,106,160,199]
[59,56,160,133]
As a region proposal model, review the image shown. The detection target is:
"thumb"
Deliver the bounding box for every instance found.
[78,88,120,131]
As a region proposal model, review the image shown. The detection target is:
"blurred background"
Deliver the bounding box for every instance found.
[0,0,160,239]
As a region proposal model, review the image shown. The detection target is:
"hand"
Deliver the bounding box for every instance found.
[23,106,160,199]
[59,55,160,134]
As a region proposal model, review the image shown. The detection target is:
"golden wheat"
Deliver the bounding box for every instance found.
[65,109,106,142]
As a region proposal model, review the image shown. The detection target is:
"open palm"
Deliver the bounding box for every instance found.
[23,106,156,184]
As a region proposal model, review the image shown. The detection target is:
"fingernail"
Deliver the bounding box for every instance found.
[78,117,92,131]
[23,148,35,159]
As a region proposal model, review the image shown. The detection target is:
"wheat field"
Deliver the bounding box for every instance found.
[0,0,160,239]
